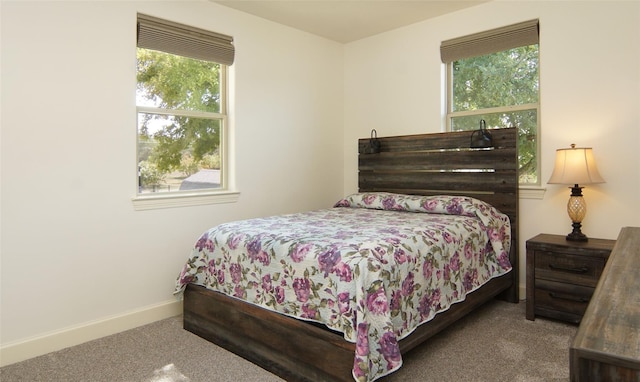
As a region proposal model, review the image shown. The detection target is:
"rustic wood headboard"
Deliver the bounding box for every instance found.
[358,127,519,301]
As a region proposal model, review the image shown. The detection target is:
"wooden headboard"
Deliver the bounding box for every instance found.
[358,127,519,301]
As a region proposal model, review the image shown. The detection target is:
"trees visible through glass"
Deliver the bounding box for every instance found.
[448,45,539,184]
[136,48,225,193]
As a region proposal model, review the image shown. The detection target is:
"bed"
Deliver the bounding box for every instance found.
[174,127,519,382]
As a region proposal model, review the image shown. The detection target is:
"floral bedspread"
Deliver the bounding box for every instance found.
[174,193,511,381]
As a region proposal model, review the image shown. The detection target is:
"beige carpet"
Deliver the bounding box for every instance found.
[0,299,576,381]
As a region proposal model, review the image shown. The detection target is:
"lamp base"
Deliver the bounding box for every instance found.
[566,222,588,242]
[565,185,588,242]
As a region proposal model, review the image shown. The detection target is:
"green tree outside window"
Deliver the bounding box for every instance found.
[448,45,539,184]
[136,48,226,193]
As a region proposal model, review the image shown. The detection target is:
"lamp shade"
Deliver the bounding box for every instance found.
[548,144,605,185]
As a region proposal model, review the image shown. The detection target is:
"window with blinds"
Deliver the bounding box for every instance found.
[135,14,233,196]
[442,20,540,185]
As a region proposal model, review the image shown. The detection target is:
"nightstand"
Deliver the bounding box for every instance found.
[525,234,615,324]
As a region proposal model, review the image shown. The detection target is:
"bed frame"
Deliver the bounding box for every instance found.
[183,128,519,381]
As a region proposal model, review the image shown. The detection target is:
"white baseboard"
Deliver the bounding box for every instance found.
[0,299,182,367]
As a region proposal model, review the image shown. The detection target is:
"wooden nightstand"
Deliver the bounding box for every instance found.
[526,234,615,324]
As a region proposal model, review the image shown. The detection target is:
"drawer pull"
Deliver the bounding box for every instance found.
[548,292,589,303]
[548,264,589,273]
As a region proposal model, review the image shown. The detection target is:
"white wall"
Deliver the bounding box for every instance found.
[343,1,640,295]
[0,0,344,364]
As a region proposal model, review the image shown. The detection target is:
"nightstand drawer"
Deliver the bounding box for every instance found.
[535,279,594,318]
[535,251,604,287]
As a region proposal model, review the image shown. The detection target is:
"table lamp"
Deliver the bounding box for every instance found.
[547,144,605,242]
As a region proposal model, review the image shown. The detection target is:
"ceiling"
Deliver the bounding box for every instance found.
[213,1,489,43]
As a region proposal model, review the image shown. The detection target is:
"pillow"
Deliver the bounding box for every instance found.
[334,192,490,217]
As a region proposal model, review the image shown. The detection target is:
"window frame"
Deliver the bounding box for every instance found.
[443,39,541,188]
[132,16,238,210]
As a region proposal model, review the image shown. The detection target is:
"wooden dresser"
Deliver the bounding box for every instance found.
[570,227,640,381]
[526,233,615,323]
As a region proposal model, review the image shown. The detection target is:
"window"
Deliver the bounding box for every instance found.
[442,20,540,184]
[136,14,234,196]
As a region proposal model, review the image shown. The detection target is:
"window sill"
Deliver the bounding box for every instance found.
[519,186,546,200]
[132,190,240,211]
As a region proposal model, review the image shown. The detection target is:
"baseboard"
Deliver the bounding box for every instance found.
[0,299,182,367]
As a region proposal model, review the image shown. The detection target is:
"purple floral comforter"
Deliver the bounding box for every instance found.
[175,193,511,381]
